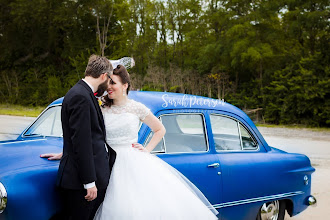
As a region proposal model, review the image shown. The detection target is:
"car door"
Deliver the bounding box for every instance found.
[208,112,270,220]
[140,109,222,211]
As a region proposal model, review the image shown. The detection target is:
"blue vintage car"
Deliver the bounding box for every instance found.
[0,91,316,220]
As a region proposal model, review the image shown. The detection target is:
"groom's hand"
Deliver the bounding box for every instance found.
[85,186,97,201]
[40,152,63,160]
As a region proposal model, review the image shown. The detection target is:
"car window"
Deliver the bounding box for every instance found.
[239,124,258,150]
[210,115,241,150]
[144,114,208,154]
[210,114,258,151]
[24,106,62,137]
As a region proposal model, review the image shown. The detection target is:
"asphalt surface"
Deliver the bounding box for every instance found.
[0,115,329,219]
[0,115,35,140]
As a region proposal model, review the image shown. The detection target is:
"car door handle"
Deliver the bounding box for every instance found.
[208,163,220,168]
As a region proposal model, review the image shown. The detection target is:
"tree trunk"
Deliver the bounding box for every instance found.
[235,71,238,92]
[1,72,12,99]
[13,71,19,99]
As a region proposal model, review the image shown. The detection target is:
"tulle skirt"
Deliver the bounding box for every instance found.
[94,144,218,220]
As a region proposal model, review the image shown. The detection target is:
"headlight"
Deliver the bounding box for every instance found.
[0,182,7,213]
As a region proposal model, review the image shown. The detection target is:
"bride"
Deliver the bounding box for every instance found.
[93,65,218,220]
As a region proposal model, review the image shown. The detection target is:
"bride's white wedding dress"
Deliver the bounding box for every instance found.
[94,99,218,220]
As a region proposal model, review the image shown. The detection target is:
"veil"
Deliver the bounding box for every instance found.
[109,57,135,69]
[96,57,135,97]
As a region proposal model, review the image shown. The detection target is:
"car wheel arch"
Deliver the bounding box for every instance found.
[283,199,294,217]
[256,199,287,220]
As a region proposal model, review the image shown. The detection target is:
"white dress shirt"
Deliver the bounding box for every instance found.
[82,78,95,93]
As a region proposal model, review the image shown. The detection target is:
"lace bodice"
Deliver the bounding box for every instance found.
[101,99,150,146]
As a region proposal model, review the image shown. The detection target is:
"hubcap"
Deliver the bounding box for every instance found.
[260,200,280,220]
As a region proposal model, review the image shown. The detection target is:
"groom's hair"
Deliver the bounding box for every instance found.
[85,54,113,78]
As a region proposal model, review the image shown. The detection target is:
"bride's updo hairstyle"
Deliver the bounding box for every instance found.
[102,64,131,107]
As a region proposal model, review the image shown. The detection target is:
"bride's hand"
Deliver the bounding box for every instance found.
[132,143,149,153]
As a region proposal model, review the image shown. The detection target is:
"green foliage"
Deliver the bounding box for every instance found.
[264,53,330,127]
[0,0,328,127]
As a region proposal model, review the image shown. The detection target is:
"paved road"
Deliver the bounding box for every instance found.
[0,115,329,219]
[0,115,35,140]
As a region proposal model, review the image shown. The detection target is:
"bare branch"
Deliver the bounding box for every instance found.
[96,15,103,54]
[105,36,115,49]
[96,3,113,56]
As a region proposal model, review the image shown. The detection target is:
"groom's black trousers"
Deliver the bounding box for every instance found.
[53,188,106,220]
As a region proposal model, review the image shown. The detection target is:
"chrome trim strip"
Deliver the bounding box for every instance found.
[237,121,243,150]
[0,139,47,145]
[212,191,304,209]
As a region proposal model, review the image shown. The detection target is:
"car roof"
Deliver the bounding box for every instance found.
[49,91,269,150]
[50,91,250,126]
[51,91,245,117]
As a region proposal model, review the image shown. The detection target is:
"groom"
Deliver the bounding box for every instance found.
[57,55,116,220]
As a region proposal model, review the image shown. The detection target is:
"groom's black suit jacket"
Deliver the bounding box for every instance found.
[57,80,116,190]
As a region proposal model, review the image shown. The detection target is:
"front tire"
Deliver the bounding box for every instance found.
[256,200,286,220]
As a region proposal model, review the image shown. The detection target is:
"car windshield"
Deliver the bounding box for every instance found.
[24,105,62,137]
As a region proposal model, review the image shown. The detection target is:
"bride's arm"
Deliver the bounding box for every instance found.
[140,114,166,152]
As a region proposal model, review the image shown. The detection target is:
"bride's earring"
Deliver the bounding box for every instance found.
[123,90,126,96]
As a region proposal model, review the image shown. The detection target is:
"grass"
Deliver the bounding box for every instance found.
[0,104,45,117]
[256,123,330,132]
[0,104,329,132]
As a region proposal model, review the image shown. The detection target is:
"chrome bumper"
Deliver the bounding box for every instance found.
[0,182,7,213]
[308,195,317,207]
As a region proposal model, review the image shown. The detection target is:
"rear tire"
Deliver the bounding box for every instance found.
[256,200,286,220]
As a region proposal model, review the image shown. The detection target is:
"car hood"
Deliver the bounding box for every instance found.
[0,137,62,177]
